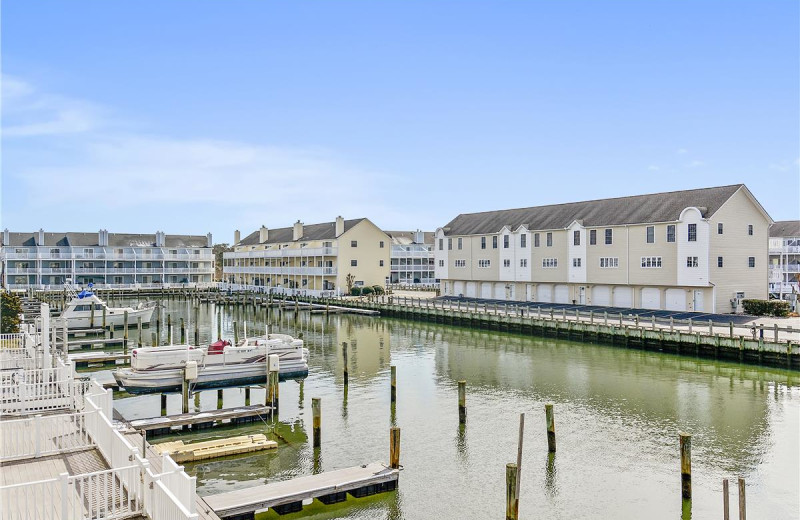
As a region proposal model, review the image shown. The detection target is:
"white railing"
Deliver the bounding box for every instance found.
[224,246,338,259]
[0,412,93,462]
[0,476,61,519]
[0,365,76,414]
[225,266,337,276]
[66,465,143,520]
[148,454,197,518]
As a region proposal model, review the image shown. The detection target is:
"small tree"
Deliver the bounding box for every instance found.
[1,292,22,333]
[361,286,374,295]
[345,273,356,294]
[372,285,385,295]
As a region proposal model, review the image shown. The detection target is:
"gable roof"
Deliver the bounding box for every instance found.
[770,220,800,238]
[441,184,745,236]
[2,232,209,248]
[238,219,366,246]
[384,231,434,245]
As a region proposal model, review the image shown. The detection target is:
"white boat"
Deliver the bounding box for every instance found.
[60,284,156,329]
[113,334,308,394]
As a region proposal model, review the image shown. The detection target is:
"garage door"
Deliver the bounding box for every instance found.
[554,285,570,304]
[465,282,477,298]
[453,281,464,297]
[641,288,660,309]
[665,289,686,311]
[592,286,611,306]
[481,282,493,299]
[495,283,511,300]
[537,284,552,303]
[613,287,633,308]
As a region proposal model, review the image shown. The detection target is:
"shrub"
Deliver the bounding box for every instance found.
[372,285,385,295]
[742,299,790,317]
[1,292,22,333]
[361,286,374,295]
[350,287,362,296]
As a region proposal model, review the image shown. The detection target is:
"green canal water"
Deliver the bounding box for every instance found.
[93,297,799,519]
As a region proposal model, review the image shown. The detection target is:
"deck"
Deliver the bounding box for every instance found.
[126,405,272,434]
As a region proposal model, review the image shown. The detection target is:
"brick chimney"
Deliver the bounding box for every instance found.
[259,226,269,243]
[335,216,344,237]
[293,221,304,241]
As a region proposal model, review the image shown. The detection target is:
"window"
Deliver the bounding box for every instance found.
[589,230,597,245]
[379,260,384,267]
[688,224,696,242]
[351,240,358,247]
[454,259,466,268]
[503,235,509,248]
[718,223,723,235]
[546,232,553,247]
[448,238,452,250]
[604,229,612,245]
[686,256,698,268]
[748,225,753,236]
[520,259,528,268]
[478,259,491,268]
[573,230,580,246]
[572,258,582,267]
[646,226,654,244]
[380,241,384,248]
[717,256,723,268]
[302,279,308,287]
[503,259,511,267]
[439,239,444,250]
[641,256,662,268]
[439,260,445,267]
[748,257,755,268]
[492,236,498,249]
[520,234,527,247]
[351,260,358,267]
[534,233,540,247]
[457,238,463,250]
[667,225,676,243]
[481,237,486,249]
[600,257,619,268]
[542,258,558,268]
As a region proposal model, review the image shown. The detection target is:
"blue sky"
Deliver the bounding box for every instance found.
[2,1,798,243]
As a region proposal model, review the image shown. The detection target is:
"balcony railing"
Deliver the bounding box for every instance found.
[225,247,337,259]
[224,266,337,276]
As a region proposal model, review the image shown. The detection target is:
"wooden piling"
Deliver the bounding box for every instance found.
[342,342,349,386]
[160,394,168,416]
[181,373,189,414]
[90,303,95,328]
[217,311,222,339]
[233,321,239,344]
[390,365,397,403]
[312,397,321,448]
[167,314,172,344]
[180,318,186,344]
[723,479,730,520]
[194,307,199,346]
[137,317,143,348]
[389,427,401,469]
[123,311,129,354]
[217,389,224,409]
[458,380,466,423]
[738,478,746,520]
[505,463,518,520]
[151,331,157,347]
[156,314,161,341]
[545,403,556,453]
[680,432,691,499]
[245,387,251,406]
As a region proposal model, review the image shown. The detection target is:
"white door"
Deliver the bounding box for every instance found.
[592,286,611,306]
[641,288,661,309]
[465,282,477,298]
[538,284,552,303]
[693,290,704,312]
[454,281,465,297]
[481,282,493,299]
[554,285,570,304]
[526,284,533,301]
[504,284,513,300]
[578,286,586,304]
[665,289,686,311]
[613,287,633,308]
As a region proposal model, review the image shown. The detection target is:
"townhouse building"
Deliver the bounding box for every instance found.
[223,217,390,296]
[434,185,771,313]
[1,229,214,289]
[384,230,436,285]
[768,220,800,302]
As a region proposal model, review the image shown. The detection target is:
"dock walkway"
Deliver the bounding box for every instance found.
[205,462,399,520]
[127,405,272,434]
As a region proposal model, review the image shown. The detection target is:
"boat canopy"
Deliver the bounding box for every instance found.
[77,289,94,299]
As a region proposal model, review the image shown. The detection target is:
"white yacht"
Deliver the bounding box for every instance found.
[60,284,156,329]
[113,334,309,394]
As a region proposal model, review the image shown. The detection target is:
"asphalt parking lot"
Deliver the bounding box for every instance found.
[436,295,756,325]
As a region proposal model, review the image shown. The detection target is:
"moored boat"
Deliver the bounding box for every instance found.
[60,284,156,329]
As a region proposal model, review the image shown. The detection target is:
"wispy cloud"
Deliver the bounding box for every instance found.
[2,75,106,136]
[676,148,688,155]
[647,165,660,171]
[686,160,704,168]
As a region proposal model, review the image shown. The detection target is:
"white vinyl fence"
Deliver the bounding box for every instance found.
[0,412,93,462]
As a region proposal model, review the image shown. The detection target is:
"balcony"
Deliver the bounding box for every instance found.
[224,266,337,276]
[225,247,337,259]
[6,268,37,274]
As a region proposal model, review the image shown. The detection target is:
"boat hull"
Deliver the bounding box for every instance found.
[64,306,155,329]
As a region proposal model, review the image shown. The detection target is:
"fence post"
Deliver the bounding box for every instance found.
[34,414,42,456]
[60,472,70,520]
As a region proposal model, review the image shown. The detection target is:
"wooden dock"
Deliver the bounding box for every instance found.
[69,351,130,367]
[127,405,272,435]
[68,337,128,350]
[205,462,399,519]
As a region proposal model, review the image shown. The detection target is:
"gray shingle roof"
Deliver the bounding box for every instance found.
[238,219,366,246]
[770,220,800,238]
[384,231,434,245]
[2,231,209,248]
[441,184,745,236]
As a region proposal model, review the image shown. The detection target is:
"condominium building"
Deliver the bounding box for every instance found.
[768,220,800,301]
[223,217,390,296]
[434,185,771,313]
[1,229,214,289]
[384,230,436,285]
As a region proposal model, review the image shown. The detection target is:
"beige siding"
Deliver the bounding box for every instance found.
[336,220,391,289]
[532,230,568,282]
[709,188,770,312]
[627,223,678,286]
[585,226,631,285]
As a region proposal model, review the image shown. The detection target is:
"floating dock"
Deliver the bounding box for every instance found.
[69,351,130,367]
[154,434,277,462]
[205,462,399,520]
[128,405,272,435]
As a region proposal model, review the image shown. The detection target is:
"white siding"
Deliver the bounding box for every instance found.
[567,223,587,283]
[676,208,710,287]
[592,286,611,306]
[453,281,465,296]
[538,284,553,303]
[434,229,448,281]
[465,282,477,297]
[641,288,660,309]
[554,284,569,303]
[665,288,687,311]
[481,282,493,299]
